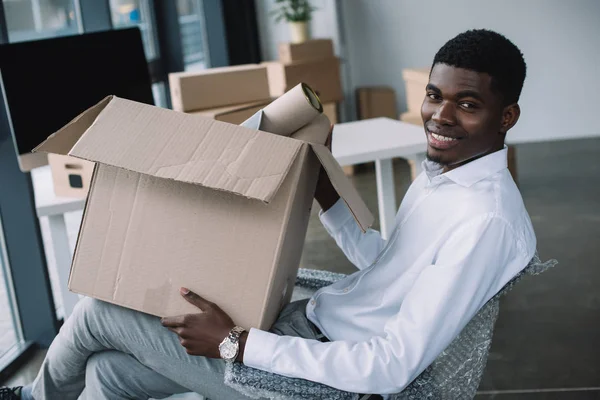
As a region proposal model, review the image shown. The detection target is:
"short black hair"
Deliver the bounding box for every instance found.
[432,29,526,105]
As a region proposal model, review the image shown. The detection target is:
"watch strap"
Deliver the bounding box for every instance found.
[228,326,245,344]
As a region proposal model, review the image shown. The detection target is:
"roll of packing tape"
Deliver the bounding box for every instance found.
[260,83,323,136]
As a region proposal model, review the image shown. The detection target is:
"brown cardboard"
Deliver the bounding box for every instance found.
[322,102,338,125]
[18,152,49,172]
[263,58,343,103]
[278,39,334,64]
[399,111,423,126]
[33,95,373,330]
[190,100,271,125]
[356,87,397,120]
[48,153,95,198]
[402,67,430,113]
[169,65,271,112]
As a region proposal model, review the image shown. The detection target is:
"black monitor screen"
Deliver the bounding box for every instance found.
[0,27,154,155]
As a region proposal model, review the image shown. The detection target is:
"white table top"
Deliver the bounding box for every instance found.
[31,166,86,217]
[332,118,427,166]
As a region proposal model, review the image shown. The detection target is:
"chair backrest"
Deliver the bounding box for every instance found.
[390,252,557,400]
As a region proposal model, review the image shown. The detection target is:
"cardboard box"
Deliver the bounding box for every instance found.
[322,102,338,125]
[399,111,423,126]
[34,96,373,330]
[48,153,95,198]
[278,39,335,64]
[356,87,397,120]
[190,100,272,125]
[264,58,343,103]
[169,65,271,112]
[402,68,430,114]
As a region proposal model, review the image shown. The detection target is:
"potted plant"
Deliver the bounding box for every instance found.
[271,0,317,44]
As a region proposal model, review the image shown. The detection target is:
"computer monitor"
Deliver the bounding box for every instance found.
[0,27,155,171]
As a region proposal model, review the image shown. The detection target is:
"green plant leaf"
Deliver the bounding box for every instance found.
[270,0,315,22]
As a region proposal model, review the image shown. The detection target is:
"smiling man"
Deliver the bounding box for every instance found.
[422,35,523,171]
[2,29,536,400]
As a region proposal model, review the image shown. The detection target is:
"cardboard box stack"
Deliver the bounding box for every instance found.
[33,90,373,331]
[266,39,344,173]
[351,86,399,175]
[400,67,430,122]
[169,65,273,124]
[356,86,398,120]
[278,39,334,64]
[267,39,342,112]
[400,67,518,184]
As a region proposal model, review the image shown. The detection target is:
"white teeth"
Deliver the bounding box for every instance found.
[431,132,457,142]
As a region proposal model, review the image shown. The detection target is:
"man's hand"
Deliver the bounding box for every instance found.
[315,124,340,211]
[161,288,243,360]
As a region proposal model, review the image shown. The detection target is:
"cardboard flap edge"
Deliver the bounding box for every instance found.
[310,144,374,232]
[32,96,114,156]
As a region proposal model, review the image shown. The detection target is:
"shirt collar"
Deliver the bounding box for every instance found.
[423,146,509,187]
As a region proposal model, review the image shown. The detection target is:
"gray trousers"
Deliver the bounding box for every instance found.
[31,297,318,400]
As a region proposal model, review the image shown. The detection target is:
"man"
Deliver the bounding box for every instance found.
[2,28,535,399]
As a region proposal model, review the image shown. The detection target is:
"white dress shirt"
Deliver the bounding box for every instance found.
[243,146,536,395]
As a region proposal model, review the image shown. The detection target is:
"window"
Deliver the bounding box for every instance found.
[152,81,168,108]
[109,0,159,60]
[176,0,207,71]
[3,0,80,43]
[0,218,22,359]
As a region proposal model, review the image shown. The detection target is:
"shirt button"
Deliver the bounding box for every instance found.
[343,288,349,293]
[310,300,316,306]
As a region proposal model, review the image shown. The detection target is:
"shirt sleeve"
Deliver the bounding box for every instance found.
[243,214,532,394]
[318,198,386,270]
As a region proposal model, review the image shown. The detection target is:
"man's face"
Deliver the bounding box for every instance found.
[421,63,509,171]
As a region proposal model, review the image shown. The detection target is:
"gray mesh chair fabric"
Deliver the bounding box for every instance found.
[224,253,557,400]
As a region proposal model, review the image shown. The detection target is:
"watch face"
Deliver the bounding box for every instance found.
[219,341,237,360]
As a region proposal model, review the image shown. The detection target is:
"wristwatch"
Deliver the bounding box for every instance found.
[219,326,246,362]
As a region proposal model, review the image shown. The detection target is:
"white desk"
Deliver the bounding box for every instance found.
[31,166,85,317]
[32,118,427,317]
[333,117,427,239]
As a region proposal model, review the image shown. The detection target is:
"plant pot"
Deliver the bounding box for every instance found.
[289,21,309,43]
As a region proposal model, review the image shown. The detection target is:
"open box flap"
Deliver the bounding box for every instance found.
[311,143,374,232]
[37,96,302,203]
[33,96,113,155]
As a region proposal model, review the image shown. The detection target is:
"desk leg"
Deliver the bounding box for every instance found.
[406,152,427,180]
[375,159,396,240]
[48,214,79,318]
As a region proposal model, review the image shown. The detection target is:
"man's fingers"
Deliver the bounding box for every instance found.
[161,315,186,327]
[180,287,213,310]
[166,326,179,335]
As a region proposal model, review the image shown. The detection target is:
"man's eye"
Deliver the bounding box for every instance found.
[460,102,476,109]
[427,93,441,101]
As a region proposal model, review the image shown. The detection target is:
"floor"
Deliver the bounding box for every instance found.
[2,137,600,399]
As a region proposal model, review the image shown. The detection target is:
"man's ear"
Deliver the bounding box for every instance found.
[500,103,520,134]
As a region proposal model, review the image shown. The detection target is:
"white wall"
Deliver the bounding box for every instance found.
[339,0,600,143]
[255,0,340,62]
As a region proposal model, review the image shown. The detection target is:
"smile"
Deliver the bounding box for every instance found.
[427,129,462,150]
[430,132,458,142]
